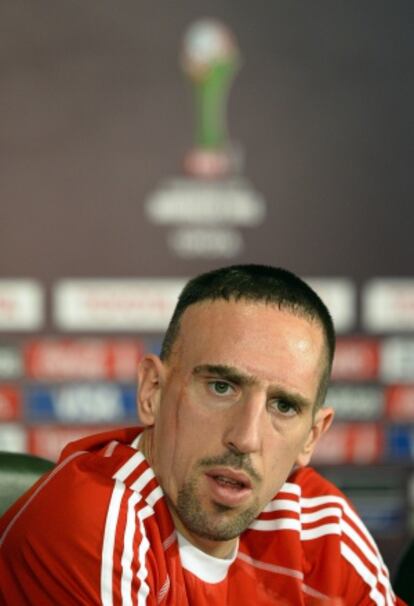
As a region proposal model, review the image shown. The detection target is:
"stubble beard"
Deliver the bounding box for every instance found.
[170,475,261,542]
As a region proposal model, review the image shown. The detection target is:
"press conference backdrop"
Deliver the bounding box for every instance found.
[1,1,413,574]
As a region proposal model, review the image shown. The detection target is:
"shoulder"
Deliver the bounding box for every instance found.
[246,466,398,605]
[0,430,146,549]
[0,429,173,605]
[288,465,349,500]
[293,467,399,605]
[6,426,167,537]
[58,425,142,461]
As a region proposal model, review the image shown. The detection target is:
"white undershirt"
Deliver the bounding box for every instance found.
[177,530,239,584]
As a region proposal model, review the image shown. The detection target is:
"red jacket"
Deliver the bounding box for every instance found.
[0,427,406,605]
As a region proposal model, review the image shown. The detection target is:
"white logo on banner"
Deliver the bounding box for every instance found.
[168,227,243,258]
[363,279,414,331]
[54,279,186,331]
[305,278,356,333]
[146,178,266,226]
[0,280,43,330]
[54,385,125,423]
[326,385,383,420]
[0,424,26,452]
[0,346,22,378]
[381,338,414,382]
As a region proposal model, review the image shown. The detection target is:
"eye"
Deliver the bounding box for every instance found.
[269,399,299,417]
[208,380,233,396]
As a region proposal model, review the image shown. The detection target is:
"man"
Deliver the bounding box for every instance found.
[0,265,405,605]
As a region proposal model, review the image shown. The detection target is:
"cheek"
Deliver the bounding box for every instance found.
[174,395,219,457]
[152,393,181,479]
[154,390,207,484]
[177,382,225,434]
[263,426,310,473]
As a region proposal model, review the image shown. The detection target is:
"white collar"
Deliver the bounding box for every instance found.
[177,530,238,584]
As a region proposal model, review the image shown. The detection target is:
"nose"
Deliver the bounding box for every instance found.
[223,391,265,455]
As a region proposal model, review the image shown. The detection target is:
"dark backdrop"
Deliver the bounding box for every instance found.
[1,0,413,280]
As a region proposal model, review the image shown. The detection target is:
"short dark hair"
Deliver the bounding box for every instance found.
[160,264,335,406]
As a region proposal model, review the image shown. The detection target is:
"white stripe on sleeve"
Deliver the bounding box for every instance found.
[249,518,301,532]
[262,499,301,513]
[114,452,145,482]
[130,468,155,493]
[341,542,385,606]
[101,479,126,606]
[136,506,153,606]
[120,492,141,606]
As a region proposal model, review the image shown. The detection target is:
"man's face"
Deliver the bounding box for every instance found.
[138,299,333,556]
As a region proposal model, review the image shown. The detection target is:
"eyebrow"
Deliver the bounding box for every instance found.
[192,364,313,411]
[193,364,256,387]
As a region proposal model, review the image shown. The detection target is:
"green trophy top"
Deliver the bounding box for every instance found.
[181,19,241,177]
[181,19,240,82]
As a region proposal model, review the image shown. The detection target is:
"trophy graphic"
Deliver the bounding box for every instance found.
[181,19,241,178]
[144,18,266,259]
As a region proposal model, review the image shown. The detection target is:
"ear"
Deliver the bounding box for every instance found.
[295,406,334,467]
[137,354,165,427]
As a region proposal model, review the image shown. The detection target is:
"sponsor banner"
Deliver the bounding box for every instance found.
[0,280,44,330]
[305,278,356,333]
[315,467,406,532]
[331,338,380,381]
[380,338,414,383]
[387,425,414,460]
[0,386,22,420]
[25,384,137,424]
[0,423,27,452]
[168,226,243,258]
[362,279,414,332]
[351,497,406,534]
[145,178,266,226]
[27,425,123,460]
[385,386,414,422]
[53,279,185,331]
[24,339,146,380]
[326,385,384,421]
[313,423,384,464]
[0,346,22,378]
[145,338,163,357]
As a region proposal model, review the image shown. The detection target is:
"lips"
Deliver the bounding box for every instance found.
[204,467,253,507]
[214,476,246,489]
[206,468,252,489]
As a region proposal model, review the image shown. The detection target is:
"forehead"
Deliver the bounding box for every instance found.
[171,299,326,392]
[178,298,324,341]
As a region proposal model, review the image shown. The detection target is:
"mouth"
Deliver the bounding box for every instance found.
[204,468,253,507]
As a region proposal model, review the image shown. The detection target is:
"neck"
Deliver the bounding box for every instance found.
[138,427,154,465]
